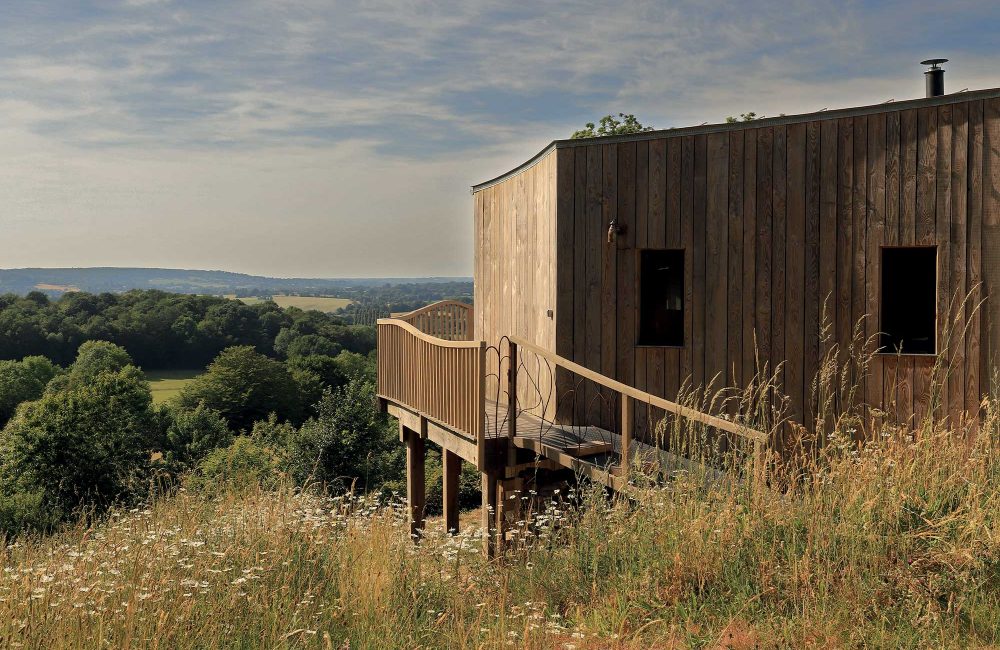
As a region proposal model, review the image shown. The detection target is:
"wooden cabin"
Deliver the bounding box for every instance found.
[378,86,1000,552]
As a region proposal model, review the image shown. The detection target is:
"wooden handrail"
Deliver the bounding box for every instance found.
[377,318,487,466]
[509,336,767,445]
[390,300,474,341]
[376,318,479,348]
[391,300,472,320]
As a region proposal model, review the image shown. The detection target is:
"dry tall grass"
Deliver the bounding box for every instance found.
[3,415,999,648]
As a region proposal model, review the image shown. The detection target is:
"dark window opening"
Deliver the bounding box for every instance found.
[639,249,684,346]
[880,247,936,354]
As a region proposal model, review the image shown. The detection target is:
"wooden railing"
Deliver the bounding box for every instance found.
[390,301,474,341]
[508,337,768,473]
[377,318,486,448]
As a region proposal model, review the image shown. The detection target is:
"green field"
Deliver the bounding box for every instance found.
[228,294,352,313]
[145,369,202,404]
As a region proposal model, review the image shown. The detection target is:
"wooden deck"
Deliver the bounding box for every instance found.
[377,303,764,553]
[388,397,727,495]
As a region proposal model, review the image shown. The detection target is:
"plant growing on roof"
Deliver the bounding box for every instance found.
[571,113,653,138]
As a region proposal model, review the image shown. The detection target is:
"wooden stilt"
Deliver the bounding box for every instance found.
[481,470,498,557]
[405,425,426,539]
[443,450,461,534]
[495,478,508,553]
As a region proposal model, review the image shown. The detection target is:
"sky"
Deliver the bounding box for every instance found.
[1,1,998,278]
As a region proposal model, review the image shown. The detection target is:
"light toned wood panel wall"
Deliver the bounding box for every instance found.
[474,150,558,417]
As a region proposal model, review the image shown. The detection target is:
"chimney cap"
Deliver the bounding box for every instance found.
[921,58,948,68]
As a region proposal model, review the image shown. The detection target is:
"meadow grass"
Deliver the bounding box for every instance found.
[144,369,202,404]
[2,412,999,648]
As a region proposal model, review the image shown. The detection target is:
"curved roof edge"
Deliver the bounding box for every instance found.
[472,87,1000,193]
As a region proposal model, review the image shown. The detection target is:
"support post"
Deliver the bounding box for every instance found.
[507,341,519,474]
[443,450,461,534]
[620,395,632,475]
[481,470,499,557]
[404,425,425,539]
[507,341,518,440]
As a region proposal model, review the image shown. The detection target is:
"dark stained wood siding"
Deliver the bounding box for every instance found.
[530,93,1000,429]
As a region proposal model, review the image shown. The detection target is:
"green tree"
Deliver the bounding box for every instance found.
[0,366,158,532]
[177,346,302,431]
[68,340,132,385]
[0,357,60,427]
[162,403,233,472]
[20,355,60,385]
[571,113,653,139]
[285,333,342,359]
[285,379,401,492]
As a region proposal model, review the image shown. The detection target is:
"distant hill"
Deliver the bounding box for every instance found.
[0,268,471,297]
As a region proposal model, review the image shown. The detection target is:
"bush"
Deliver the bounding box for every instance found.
[162,403,233,473]
[0,365,158,533]
[250,414,296,449]
[0,487,59,539]
[187,437,281,495]
[285,379,401,492]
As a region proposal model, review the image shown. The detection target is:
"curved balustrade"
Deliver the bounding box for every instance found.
[377,318,486,444]
[390,300,474,341]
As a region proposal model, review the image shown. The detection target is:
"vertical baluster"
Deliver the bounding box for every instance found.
[620,395,632,476]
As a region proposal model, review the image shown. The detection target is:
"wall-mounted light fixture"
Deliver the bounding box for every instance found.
[607,219,626,244]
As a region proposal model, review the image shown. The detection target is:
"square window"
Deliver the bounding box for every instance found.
[880,247,936,354]
[638,249,684,346]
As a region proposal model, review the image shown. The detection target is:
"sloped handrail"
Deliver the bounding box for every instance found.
[377,318,486,454]
[390,300,474,341]
[508,336,767,473]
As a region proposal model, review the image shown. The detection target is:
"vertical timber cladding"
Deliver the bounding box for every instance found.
[546,91,1000,430]
[473,149,558,420]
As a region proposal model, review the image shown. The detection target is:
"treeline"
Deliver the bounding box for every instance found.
[0,267,471,297]
[0,290,374,368]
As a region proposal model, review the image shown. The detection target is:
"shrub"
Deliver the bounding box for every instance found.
[250,414,296,449]
[0,365,158,533]
[187,437,281,495]
[0,487,59,539]
[285,379,401,492]
[162,403,233,473]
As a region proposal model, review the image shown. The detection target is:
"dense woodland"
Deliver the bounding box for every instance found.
[0,289,479,537]
[330,280,472,325]
[0,290,375,368]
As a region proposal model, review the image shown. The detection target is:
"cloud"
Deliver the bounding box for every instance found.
[0,0,997,276]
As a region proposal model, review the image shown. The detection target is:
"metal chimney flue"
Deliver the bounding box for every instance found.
[921,58,948,97]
